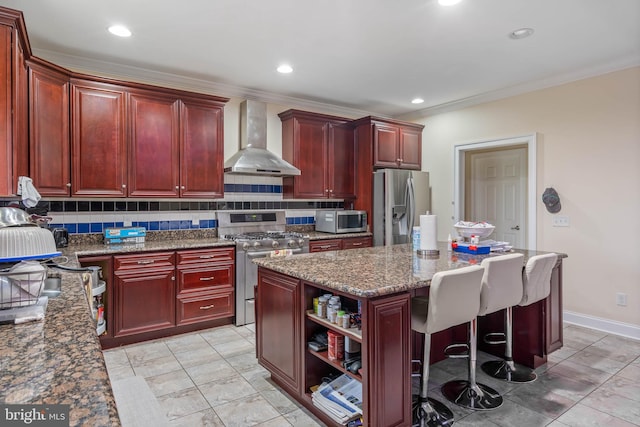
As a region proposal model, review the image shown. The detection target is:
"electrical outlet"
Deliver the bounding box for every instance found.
[616,293,628,306]
[552,216,570,227]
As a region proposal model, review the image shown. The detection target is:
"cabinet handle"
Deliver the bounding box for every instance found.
[351,242,363,246]
[137,260,155,265]
[66,183,71,187]
[319,245,332,249]
[200,304,215,310]
[199,255,214,259]
[199,276,215,281]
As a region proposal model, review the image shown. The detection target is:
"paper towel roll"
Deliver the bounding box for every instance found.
[419,214,438,251]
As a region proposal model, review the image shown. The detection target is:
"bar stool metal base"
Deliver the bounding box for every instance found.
[412,396,454,427]
[481,360,537,383]
[441,380,503,411]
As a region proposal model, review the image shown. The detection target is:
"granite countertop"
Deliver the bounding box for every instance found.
[305,231,373,240]
[253,243,566,298]
[0,236,233,427]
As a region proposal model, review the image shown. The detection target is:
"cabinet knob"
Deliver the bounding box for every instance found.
[66,183,71,187]
[175,186,179,190]
[122,184,126,188]
[181,185,185,190]
[325,189,329,193]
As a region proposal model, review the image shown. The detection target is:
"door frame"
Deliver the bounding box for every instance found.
[453,134,537,250]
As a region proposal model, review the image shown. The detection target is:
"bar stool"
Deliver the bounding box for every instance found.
[441,253,523,410]
[411,265,485,426]
[481,253,558,382]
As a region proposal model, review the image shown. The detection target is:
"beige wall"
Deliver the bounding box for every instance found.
[415,67,640,327]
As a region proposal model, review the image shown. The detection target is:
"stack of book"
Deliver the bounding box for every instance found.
[311,374,362,425]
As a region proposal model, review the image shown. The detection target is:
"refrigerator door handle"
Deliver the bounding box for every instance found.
[407,176,416,232]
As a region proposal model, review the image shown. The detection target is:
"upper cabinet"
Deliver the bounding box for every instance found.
[353,116,424,170]
[0,8,29,196]
[71,78,128,197]
[279,109,355,199]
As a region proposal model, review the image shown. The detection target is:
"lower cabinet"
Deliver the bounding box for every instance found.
[257,267,411,427]
[102,247,234,345]
[309,236,373,252]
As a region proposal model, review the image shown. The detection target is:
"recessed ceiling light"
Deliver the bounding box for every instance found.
[509,28,534,40]
[438,0,462,6]
[108,25,132,38]
[277,64,293,74]
[411,98,425,104]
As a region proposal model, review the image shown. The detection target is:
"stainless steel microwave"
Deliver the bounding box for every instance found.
[315,210,368,234]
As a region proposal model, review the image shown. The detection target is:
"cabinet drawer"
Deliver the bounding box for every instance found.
[343,237,373,250]
[177,264,234,294]
[177,247,234,265]
[114,252,175,271]
[310,239,342,252]
[177,291,233,325]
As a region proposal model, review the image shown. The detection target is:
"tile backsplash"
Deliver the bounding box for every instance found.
[1,175,343,234]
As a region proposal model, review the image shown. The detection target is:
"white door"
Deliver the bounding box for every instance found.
[467,147,527,247]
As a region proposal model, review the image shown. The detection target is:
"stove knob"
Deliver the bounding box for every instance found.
[298,239,305,246]
[288,239,297,248]
[253,241,262,249]
[272,241,280,248]
[242,242,250,251]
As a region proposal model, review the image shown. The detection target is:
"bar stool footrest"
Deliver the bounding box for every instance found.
[441,380,503,410]
[443,343,469,359]
[412,395,454,427]
[483,332,506,345]
[481,360,537,383]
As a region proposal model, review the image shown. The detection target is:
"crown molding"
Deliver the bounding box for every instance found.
[397,57,640,121]
[34,48,376,119]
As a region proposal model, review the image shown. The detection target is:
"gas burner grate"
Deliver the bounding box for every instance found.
[224,232,306,241]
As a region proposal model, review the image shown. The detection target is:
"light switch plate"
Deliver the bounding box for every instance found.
[552,216,570,227]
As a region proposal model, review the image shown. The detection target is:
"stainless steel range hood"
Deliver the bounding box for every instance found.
[224,100,301,176]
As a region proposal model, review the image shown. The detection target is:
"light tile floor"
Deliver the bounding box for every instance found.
[104,323,640,426]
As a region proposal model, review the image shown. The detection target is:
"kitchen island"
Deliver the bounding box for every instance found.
[254,243,566,427]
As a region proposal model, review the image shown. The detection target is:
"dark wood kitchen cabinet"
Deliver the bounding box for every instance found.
[113,252,177,337]
[176,247,234,326]
[71,78,128,197]
[28,58,71,196]
[0,8,29,197]
[352,116,424,227]
[257,267,412,427]
[309,236,373,252]
[279,109,355,199]
[256,268,302,395]
[128,91,225,198]
[353,116,423,170]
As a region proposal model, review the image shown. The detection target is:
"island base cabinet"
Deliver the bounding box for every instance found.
[367,293,412,427]
[256,268,301,396]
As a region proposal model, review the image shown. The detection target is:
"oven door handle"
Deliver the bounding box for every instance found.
[246,248,305,258]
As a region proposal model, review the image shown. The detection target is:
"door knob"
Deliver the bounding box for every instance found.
[511,225,520,230]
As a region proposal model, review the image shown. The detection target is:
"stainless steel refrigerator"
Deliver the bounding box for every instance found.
[373,169,430,246]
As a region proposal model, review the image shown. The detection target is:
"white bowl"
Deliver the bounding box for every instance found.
[454,223,495,239]
[0,226,59,262]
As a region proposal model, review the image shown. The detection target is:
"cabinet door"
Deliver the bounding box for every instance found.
[71,81,127,196]
[29,65,70,196]
[180,98,224,198]
[128,91,180,197]
[546,260,563,353]
[328,123,356,199]
[399,126,422,169]
[0,25,11,196]
[114,268,176,337]
[309,239,342,252]
[373,123,400,168]
[367,293,412,427]
[256,268,301,395]
[292,117,328,198]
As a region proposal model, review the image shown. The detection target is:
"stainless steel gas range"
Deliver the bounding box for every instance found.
[217,211,309,326]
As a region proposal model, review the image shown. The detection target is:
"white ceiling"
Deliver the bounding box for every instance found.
[2,0,639,117]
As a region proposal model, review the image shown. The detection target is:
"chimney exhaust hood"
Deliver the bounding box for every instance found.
[224,100,301,176]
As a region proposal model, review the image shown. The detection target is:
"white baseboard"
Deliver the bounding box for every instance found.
[564,311,640,341]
